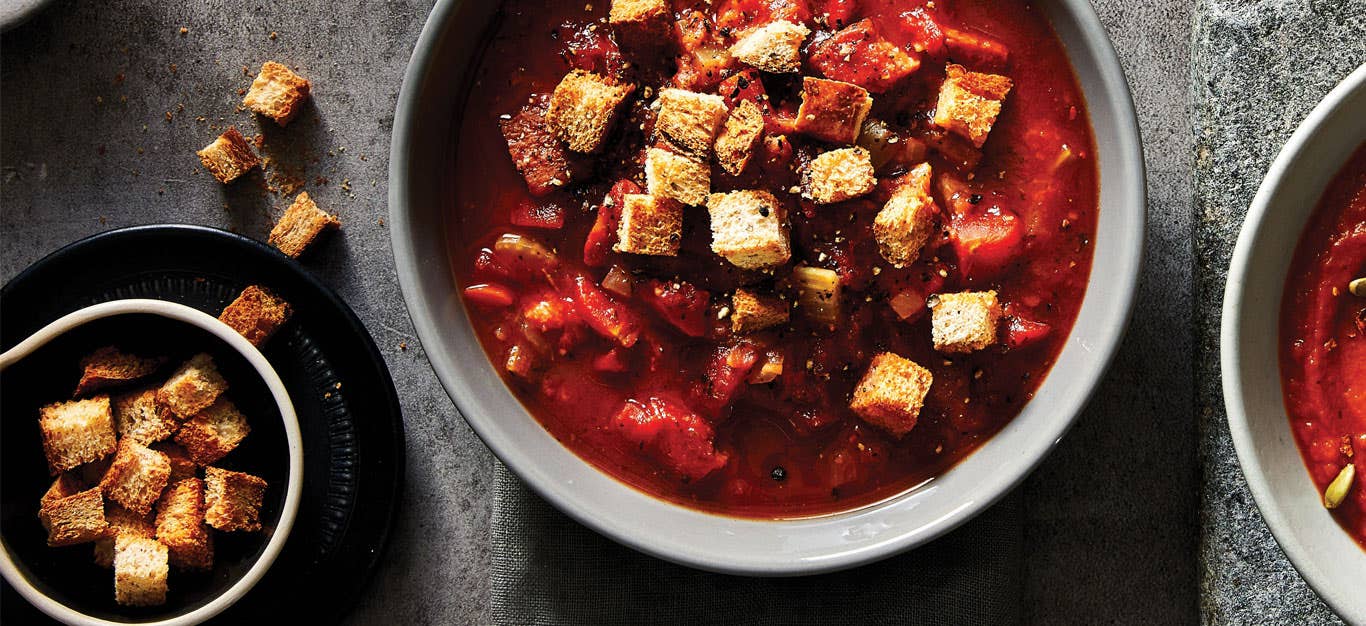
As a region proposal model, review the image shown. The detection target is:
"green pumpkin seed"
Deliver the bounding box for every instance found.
[1324,463,1356,510]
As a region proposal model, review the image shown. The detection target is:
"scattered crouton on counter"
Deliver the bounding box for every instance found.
[614,194,682,256]
[204,467,268,532]
[268,191,341,258]
[157,353,228,419]
[655,88,730,159]
[40,396,117,474]
[243,61,312,127]
[645,147,710,206]
[933,63,1013,148]
[850,352,934,437]
[196,127,260,184]
[730,20,810,74]
[219,285,294,347]
[74,346,163,397]
[706,190,791,270]
[930,290,1002,353]
[731,289,790,334]
[546,70,635,153]
[802,147,877,205]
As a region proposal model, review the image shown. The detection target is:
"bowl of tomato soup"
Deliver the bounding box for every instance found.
[1224,63,1366,621]
[391,0,1143,573]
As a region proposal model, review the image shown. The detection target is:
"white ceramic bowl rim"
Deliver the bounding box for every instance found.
[0,299,305,626]
[390,0,1145,575]
[1221,63,1366,623]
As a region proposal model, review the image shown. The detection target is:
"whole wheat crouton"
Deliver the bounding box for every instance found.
[731,289,789,333]
[609,0,672,51]
[73,346,163,397]
[204,467,268,532]
[196,127,260,184]
[614,194,682,256]
[655,88,729,158]
[850,352,933,437]
[40,474,84,511]
[242,61,312,126]
[794,77,872,145]
[268,191,340,258]
[174,398,250,465]
[706,190,791,270]
[157,353,228,419]
[113,536,168,606]
[155,478,213,570]
[113,388,178,446]
[40,488,108,546]
[933,63,1013,148]
[802,147,877,204]
[100,440,172,515]
[501,96,593,195]
[873,163,937,267]
[546,70,635,153]
[714,100,765,177]
[929,290,1001,353]
[95,505,155,569]
[219,285,293,347]
[40,396,117,474]
[645,147,710,206]
[729,20,810,74]
[152,442,198,483]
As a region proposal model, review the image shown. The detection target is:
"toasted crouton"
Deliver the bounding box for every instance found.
[655,88,729,158]
[152,442,198,483]
[174,399,250,465]
[714,100,765,177]
[73,347,163,397]
[929,290,1002,353]
[95,505,155,569]
[645,147,710,206]
[874,163,937,267]
[113,388,178,446]
[802,147,877,204]
[155,478,213,570]
[204,467,268,532]
[932,64,1013,148]
[157,353,228,419]
[729,20,810,74]
[242,61,312,126]
[40,474,84,511]
[706,190,791,270]
[100,440,171,515]
[196,127,260,184]
[609,0,672,51]
[40,488,108,546]
[40,396,117,474]
[614,194,682,256]
[794,77,872,145]
[113,536,169,606]
[850,353,933,437]
[731,289,789,333]
[219,285,294,347]
[268,191,340,258]
[546,70,635,153]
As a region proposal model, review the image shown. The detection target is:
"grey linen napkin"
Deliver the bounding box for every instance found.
[491,462,1023,626]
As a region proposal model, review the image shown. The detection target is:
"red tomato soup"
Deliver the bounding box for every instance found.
[448,0,1099,517]
[1280,142,1366,546]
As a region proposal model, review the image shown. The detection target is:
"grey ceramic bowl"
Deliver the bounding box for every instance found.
[390,0,1145,575]
[1222,63,1366,623]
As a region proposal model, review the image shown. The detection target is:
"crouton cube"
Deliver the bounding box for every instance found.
[157,353,228,419]
[609,0,672,50]
[731,289,789,333]
[802,147,877,204]
[113,536,169,606]
[73,346,163,397]
[40,474,83,511]
[155,478,213,570]
[873,162,937,267]
[729,20,810,74]
[614,194,682,256]
[268,191,340,258]
[113,388,178,446]
[40,396,117,474]
[501,96,593,196]
[706,190,791,270]
[645,147,710,206]
[219,285,294,347]
[929,290,1002,353]
[242,61,312,126]
[714,100,765,177]
[174,398,250,465]
[196,127,260,184]
[95,505,155,569]
[40,488,108,546]
[850,353,933,437]
[204,467,268,532]
[152,442,198,483]
[794,77,872,144]
[100,440,172,515]
[933,63,1013,148]
[546,70,635,153]
[655,88,729,158]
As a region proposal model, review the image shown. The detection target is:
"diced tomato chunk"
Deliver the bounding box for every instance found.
[559,21,625,76]
[951,206,1024,279]
[808,19,920,93]
[1003,315,1051,348]
[592,348,630,373]
[942,25,1010,68]
[521,293,576,332]
[510,196,567,229]
[880,8,945,57]
[570,275,643,347]
[473,247,511,279]
[464,283,516,308]
[690,343,759,415]
[612,397,729,481]
[639,279,712,338]
[814,0,859,29]
[584,179,641,267]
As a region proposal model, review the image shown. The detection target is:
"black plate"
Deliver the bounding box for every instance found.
[0,225,405,624]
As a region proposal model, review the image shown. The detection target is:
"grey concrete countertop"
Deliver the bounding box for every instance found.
[0,0,1345,623]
